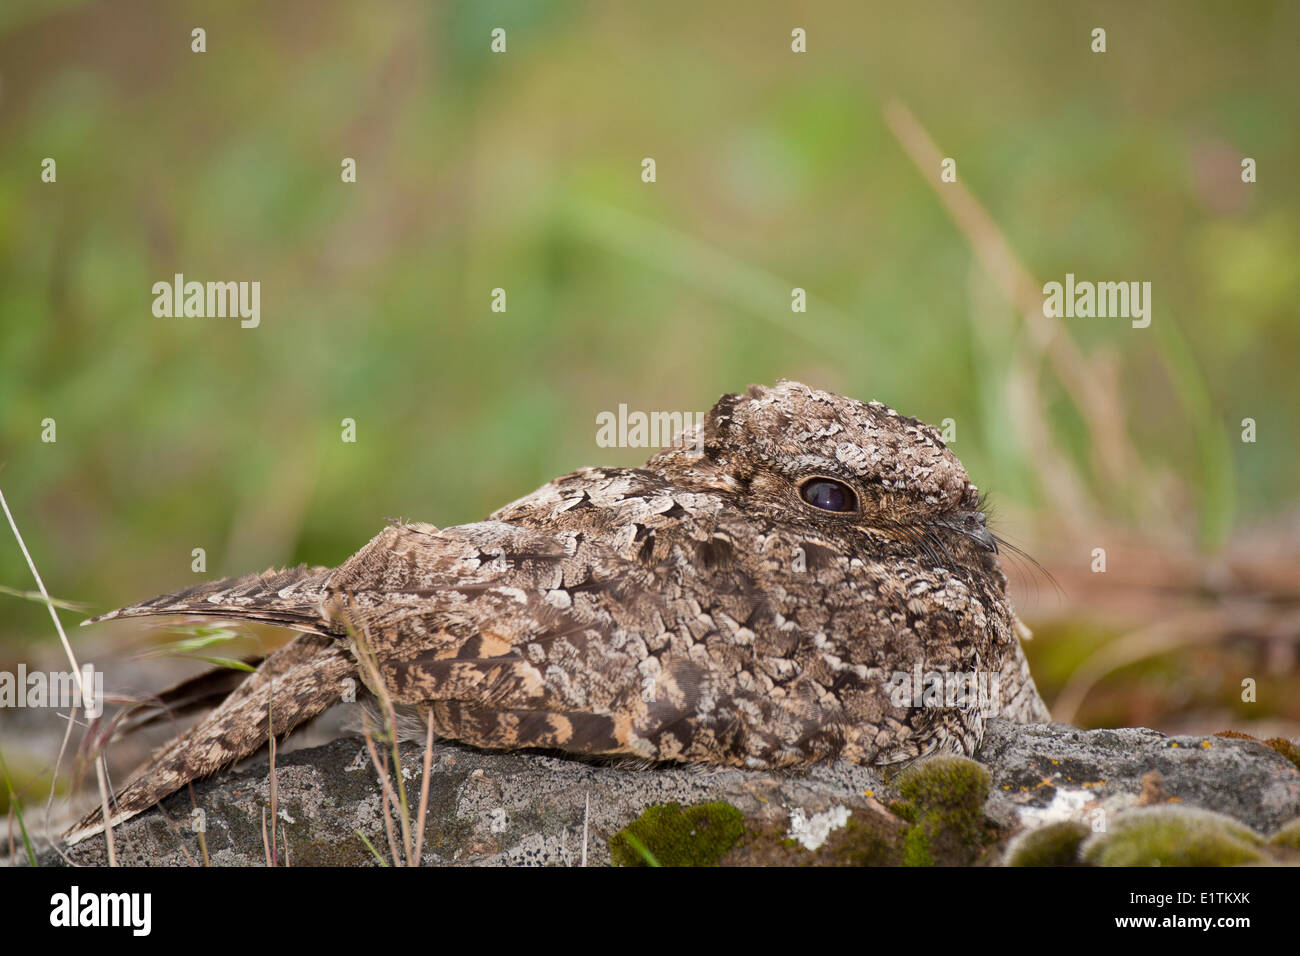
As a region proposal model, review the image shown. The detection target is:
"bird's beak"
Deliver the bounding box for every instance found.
[970,525,998,554]
[936,511,998,554]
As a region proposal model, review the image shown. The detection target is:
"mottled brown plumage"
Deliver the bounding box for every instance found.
[66,381,1048,844]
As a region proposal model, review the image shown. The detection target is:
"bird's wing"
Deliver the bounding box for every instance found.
[319,520,683,758]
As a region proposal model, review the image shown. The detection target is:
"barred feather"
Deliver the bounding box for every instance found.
[82,564,335,634]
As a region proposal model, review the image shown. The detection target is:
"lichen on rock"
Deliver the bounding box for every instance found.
[36,719,1300,867]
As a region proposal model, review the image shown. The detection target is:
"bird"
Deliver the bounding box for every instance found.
[65,380,1049,844]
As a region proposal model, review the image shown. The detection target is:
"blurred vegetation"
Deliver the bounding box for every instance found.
[1,0,1297,749]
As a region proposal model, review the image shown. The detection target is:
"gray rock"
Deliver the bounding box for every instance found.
[978,719,1300,835]
[41,736,889,867]
[38,719,1300,866]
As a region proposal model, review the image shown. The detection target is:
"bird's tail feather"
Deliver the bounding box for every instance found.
[64,631,358,845]
[112,658,266,739]
[82,564,334,635]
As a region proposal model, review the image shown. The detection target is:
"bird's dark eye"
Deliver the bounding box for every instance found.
[800,478,857,513]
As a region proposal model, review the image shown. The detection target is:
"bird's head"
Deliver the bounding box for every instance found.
[651,380,997,561]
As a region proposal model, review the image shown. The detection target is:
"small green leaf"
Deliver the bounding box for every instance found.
[355,830,390,866]
[0,584,85,612]
[620,831,661,867]
[188,656,257,672]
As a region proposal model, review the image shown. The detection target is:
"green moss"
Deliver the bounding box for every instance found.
[820,815,904,866]
[1267,818,1300,850]
[896,754,992,811]
[1004,821,1089,866]
[902,824,934,866]
[894,755,993,865]
[888,801,918,823]
[1081,807,1266,867]
[609,801,745,867]
[721,806,910,867]
[711,754,1002,867]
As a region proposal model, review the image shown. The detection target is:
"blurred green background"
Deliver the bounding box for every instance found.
[2,0,1298,773]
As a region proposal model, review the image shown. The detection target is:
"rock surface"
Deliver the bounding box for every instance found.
[979,721,1300,835]
[39,719,1300,866]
